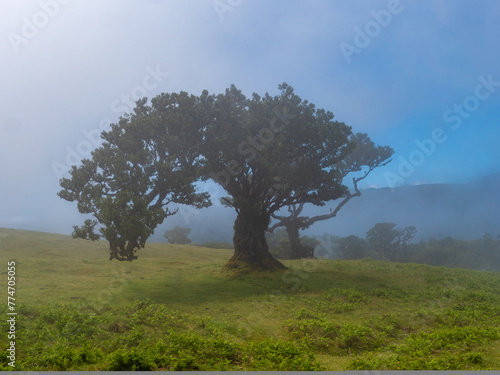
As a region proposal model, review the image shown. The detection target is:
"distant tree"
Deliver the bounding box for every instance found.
[366,222,416,261]
[412,237,461,267]
[337,235,367,260]
[268,133,393,259]
[398,226,418,247]
[265,228,318,259]
[164,226,192,244]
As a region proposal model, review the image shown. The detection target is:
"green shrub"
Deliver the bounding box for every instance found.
[399,326,500,356]
[347,351,489,370]
[369,314,405,338]
[107,348,154,371]
[37,343,103,370]
[338,324,381,352]
[248,339,323,370]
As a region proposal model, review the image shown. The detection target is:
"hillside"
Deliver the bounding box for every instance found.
[1,227,500,370]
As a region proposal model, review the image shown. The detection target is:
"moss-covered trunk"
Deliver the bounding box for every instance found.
[224,202,286,272]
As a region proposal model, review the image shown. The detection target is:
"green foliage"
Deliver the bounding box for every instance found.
[247,339,323,370]
[107,348,154,371]
[0,351,14,371]
[398,326,500,356]
[347,352,488,370]
[338,324,381,352]
[72,219,100,241]
[37,344,104,370]
[286,315,340,352]
[347,325,500,370]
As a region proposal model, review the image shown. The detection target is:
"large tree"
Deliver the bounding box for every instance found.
[203,83,354,271]
[268,133,394,259]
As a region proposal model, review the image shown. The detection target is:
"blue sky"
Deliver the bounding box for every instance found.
[0,0,499,234]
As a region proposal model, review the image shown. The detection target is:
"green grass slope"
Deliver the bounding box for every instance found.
[0,227,499,370]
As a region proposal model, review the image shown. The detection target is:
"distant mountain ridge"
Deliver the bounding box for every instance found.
[304,172,500,241]
[157,173,500,243]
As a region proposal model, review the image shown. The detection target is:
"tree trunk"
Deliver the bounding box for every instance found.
[286,225,312,259]
[224,205,287,272]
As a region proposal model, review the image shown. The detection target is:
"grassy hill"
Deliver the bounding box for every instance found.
[1,227,499,370]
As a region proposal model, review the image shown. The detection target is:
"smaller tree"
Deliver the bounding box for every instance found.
[265,228,319,259]
[366,223,416,261]
[268,133,394,259]
[164,226,192,244]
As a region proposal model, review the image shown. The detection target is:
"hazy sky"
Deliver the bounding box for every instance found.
[1,0,499,234]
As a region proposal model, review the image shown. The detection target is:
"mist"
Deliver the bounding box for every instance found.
[1,0,499,249]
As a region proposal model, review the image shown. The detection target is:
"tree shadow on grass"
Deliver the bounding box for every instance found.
[123,262,382,307]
